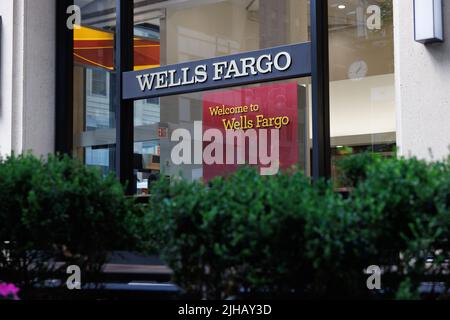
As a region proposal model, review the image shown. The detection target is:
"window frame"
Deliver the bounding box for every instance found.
[56,0,331,195]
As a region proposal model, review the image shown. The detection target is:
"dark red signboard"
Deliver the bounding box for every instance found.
[202,82,299,181]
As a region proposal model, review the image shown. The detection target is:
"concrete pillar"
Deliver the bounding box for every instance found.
[0,0,56,157]
[394,0,450,160]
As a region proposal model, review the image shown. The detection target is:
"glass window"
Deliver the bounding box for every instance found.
[328,0,396,184]
[132,0,311,194]
[70,0,397,193]
[156,79,310,183]
[90,69,108,96]
[73,0,117,174]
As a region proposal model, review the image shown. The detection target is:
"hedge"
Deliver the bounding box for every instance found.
[0,154,143,298]
[1,153,448,300]
[146,155,450,299]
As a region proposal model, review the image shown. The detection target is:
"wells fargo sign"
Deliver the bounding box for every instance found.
[123,43,311,100]
[202,82,299,181]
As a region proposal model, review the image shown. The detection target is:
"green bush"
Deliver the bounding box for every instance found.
[147,168,349,299]
[148,169,302,298]
[146,155,449,299]
[335,152,382,188]
[0,154,142,297]
[349,155,450,298]
[3,152,447,300]
[311,154,449,298]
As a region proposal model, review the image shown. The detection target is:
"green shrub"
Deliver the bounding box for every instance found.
[147,168,342,299]
[335,152,382,188]
[348,155,450,298]
[204,169,319,298]
[146,155,449,300]
[0,154,142,297]
[304,187,373,297]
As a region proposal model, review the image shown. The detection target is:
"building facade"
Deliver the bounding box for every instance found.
[0,0,448,193]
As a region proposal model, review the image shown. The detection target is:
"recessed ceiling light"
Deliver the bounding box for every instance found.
[338,4,346,10]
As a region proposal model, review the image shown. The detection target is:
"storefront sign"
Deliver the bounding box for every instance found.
[123,42,311,100]
[202,82,299,181]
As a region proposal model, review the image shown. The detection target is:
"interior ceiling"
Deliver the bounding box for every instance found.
[77,0,394,80]
[79,0,390,30]
[328,0,392,30]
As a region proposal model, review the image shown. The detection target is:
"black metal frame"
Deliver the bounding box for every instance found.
[56,0,331,195]
[55,0,74,155]
[311,0,332,179]
[114,0,135,195]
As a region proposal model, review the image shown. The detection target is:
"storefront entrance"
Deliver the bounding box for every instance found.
[56,0,396,195]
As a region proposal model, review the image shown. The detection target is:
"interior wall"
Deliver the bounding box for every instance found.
[329,25,395,81]
[330,73,396,138]
[164,0,309,64]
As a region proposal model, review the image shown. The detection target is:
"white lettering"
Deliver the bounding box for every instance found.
[182,67,195,85]
[367,5,382,30]
[170,121,281,176]
[66,5,81,30]
[203,129,224,165]
[256,54,273,74]
[66,265,81,290]
[213,62,228,81]
[225,60,244,79]
[259,129,280,176]
[155,71,168,89]
[194,122,203,165]
[136,74,154,91]
[366,265,382,290]
[135,51,293,93]
[274,52,292,71]
[225,130,258,165]
[195,65,208,83]
[171,129,192,165]
[168,69,181,87]
[240,57,257,76]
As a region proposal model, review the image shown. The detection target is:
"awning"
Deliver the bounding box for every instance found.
[74,26,160,71]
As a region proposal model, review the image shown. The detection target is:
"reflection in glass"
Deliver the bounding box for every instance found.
[328,0,396,186]
[85,145,116,176]
[70,0,398,193]
[132,0,311,194]
[73,0,117,173]
[133,20,162,195]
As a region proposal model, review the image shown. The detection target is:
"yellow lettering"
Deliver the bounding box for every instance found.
[222,119,234,130]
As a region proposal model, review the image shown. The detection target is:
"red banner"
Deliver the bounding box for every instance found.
[202,82,299,181]
[74,26,160,71]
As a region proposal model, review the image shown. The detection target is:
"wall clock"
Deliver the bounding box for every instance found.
[348,60,368,80]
